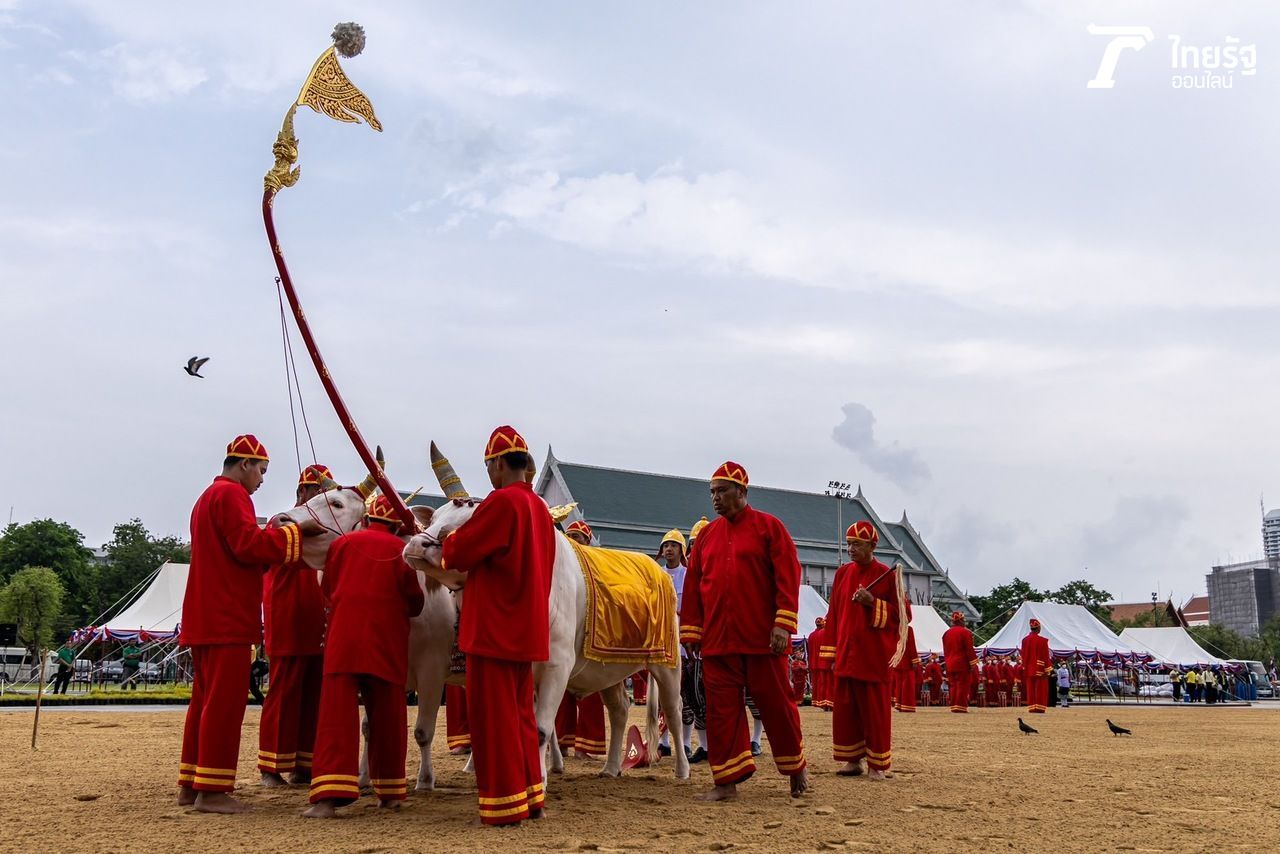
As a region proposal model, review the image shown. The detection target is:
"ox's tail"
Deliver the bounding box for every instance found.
[645,672,660,768]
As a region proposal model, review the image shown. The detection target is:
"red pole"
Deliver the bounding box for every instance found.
[262,189,415,531]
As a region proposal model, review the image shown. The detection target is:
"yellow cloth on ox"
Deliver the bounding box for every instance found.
[569,540,678,669]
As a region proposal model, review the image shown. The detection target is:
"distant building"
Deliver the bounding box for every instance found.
[534,450,979,619]
[1180,594,1210,627]
[1265,509,1280,560]
[1108,600,1182,626]
[1206,559,1279,637]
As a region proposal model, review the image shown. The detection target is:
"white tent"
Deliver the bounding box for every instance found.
[911,605,951,658]
[793,585,829,640]
[1118,627,1226,667]
[981,601,1151,662]
[86,562,189,642]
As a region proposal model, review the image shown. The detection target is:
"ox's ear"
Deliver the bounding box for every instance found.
[410,506,434,528]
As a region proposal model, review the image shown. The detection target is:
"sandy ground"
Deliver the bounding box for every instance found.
[2,702,1277,853]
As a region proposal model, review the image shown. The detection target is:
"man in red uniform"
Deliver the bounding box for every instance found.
[824,522,907,780]
[680,461,809,801]
[438,426,555,826]
[941,612,978,714]
[1021,619,1053,713]
[790,644,809,704]
[303,495,424,817]
[983,655,1000,707]
[259,464,331,787]
[893,617,920,713]
[1009,656,1024,706]
[996,655,1012,707]
[807,616,833,711]
[178,435,302,813]
[555,519,608,759]
[446,685,471,754]
[923,658,944,706]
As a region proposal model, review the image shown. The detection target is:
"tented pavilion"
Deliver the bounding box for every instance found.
[981,601,1152,664]
[1118,627,1227,668]
[911,605,952,661]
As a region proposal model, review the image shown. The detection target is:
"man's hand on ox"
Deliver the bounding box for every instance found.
[770,626,790,655]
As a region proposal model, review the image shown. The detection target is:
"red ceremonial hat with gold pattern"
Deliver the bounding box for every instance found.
[845,520,878,544]
[951,611,966,625]
[566,520,593,540]
[815,616,827,628]
[298,464,333,486]
[710,461,748,488]
[484,425,529,461]
[1029,618,1042,630]
[367,494,399,525]
[226,434,269,462]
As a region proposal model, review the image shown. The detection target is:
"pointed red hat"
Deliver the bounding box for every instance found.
[367,494,399,525]
[951,611,966,625]
[620,724,651,770]
[710,461,748,488]
[566,520,593,540]
[226,434,269,462]
[484,425,529,461]
[846,521,878,544]
[298,464,333,486]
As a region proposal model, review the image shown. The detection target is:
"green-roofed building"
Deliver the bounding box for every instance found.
[534,450,977,620]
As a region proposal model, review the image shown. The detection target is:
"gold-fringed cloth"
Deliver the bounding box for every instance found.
[570,540,678,669]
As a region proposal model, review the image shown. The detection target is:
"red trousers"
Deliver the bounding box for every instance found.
[927,680,942,706]
[631,669,649,703]
[446,685,470,750]
[812,669,833,710]
[257,654,322,775]
[791,667,808,704]
[468,655,544,825]
[895,669,917,712]
[985,679,999,707]
[556,691,607,756]
[1024,673,1049,713]
[948,670,971,713]
[179,644,251,793]
[833,677,892,771]
[703,654,806,786]
[308,674,407,804]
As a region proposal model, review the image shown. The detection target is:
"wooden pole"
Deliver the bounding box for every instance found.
[31,649,46,750]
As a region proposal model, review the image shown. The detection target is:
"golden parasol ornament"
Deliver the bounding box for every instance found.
[262,23,415,531]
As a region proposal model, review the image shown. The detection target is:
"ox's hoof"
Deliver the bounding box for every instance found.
[598,768,621,779]
[415,779,435,792]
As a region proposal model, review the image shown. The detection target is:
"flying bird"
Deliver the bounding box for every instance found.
[1017,717,1038,735]
[1106,719,1132,736]
[184,356,210,378]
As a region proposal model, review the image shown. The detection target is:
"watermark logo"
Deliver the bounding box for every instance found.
[1087,24,1258,89]
[1086,25,1154,88]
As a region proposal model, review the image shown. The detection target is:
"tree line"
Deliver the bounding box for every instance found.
[0,518,190,650]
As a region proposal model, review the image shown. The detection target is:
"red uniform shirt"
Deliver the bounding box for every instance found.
[321,526,425,684]
[181,476,300,647]
[924,660,944,686]
[263,563,325,657]
[1021,632,1052,677]
[808,626,833,672]
[679,505,802,655]
[823,559,904,682]
[942,625,978,674]
[441,482,555,662]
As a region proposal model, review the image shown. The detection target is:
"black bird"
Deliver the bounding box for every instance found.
[1106,719,1132,736]
[184,356,209,378]
[1018,717,1038,735]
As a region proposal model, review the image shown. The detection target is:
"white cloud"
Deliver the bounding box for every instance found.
[67,43,207,102]
[832,402,931,491]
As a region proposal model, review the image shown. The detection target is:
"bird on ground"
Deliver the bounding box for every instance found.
[1106,719,1132,736]
[184,356,209,378]
[1017,717,1038,735]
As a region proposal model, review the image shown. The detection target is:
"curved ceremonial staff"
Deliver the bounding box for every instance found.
[261,23,415,531]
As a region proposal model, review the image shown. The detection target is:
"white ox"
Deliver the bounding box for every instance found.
[401,446,689,788]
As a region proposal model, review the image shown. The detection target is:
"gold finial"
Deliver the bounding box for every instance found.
[264,22,382,193]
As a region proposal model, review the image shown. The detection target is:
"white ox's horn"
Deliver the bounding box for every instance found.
[354,445,386,498]
[430,441,469,499]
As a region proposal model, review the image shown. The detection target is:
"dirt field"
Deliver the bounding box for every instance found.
[2,703,1277,852]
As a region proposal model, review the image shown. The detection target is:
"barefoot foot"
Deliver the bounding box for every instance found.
[790,768,811,797]
[288,771,312,786]
[176,787,197,806]
[697,784,739,802]
[260,772,288,788]
[302,800,336,819]
[378,799,401,811]
[193,792,250,814]
[836,760,865,777]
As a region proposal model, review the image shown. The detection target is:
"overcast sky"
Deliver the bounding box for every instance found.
[2,1,1277,605]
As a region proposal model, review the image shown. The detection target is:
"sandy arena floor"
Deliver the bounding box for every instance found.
[1,703,1277,852]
